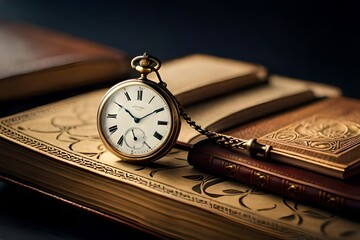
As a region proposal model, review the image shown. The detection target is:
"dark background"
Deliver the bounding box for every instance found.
[0,0,359,239]
[0,0,359,98]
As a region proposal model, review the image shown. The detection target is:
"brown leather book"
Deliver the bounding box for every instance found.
[188,97,360,212]
[0,21,129,101]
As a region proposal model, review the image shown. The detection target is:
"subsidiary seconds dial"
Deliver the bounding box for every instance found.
[97,80,179,162]
[124,127,147,150]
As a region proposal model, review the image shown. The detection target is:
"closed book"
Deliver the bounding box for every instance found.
[231,97,360,179]
[188,139,360,213]
[0,21,129,101]
[187,97,360,212]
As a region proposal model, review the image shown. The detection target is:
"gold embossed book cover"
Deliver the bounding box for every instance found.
[0,89,359,239]
[258,98,360,179]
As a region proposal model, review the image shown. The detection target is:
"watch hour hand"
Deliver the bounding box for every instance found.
[114,101,140,123]
[125,109,141,123]
[113,101,123,108]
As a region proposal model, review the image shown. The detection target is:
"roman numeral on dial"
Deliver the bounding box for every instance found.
[124,91,131,101]
[109,125,118,135]
[157,120,168,125]
[144,142,152,149]
[117,135,124,146]
[153,131,163,140]
[148,96,155,104]
[107,113,117,119]
[137,89,143,101]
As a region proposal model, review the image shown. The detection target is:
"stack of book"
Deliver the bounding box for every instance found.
[0,22,359,239]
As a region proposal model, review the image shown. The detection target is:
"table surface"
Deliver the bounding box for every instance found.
[0,1,359,239]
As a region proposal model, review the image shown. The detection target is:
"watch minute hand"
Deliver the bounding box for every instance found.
[139,106,164,121]
[139,110,156,120]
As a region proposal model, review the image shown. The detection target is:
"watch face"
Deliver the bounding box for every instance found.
[98,80,177,161]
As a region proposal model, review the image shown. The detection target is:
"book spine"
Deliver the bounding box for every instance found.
[188,145,358,213]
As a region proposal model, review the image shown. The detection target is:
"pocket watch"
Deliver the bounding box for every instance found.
[97,53,272,164]
[97,53,181,163]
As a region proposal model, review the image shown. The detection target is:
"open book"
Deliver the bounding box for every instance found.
[148,53,267,105]
[1,90,359,239]
[179,75,315,144]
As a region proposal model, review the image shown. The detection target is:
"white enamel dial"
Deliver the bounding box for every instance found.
[98,81,173,158]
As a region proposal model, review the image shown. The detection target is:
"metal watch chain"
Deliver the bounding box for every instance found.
[151,64,248,151]
[134,53,272,159]
[176,98,249,150]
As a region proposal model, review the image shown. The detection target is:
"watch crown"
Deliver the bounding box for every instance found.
[131,53,162,80]
[139,58,151,68]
